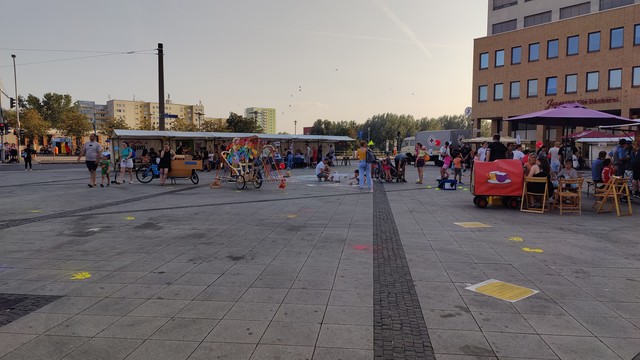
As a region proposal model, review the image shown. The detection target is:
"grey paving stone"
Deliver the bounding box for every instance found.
[575,316,640,338]
[273,304,326,323]
[0,335,87,360]
[173,273,220,286]
[239,288,288,303]
[195,286,248,302]
[260,322,321,346]
[472,312,535,333]
[511,297,569,316]
[68,283,126,297]
[62,337,142,360]
[95,272,148,284]
[0,333,37,357]
[428,329,495,357]
[204,319,269,344]
[583,288,640,303]
[151,318,218,341]
[81,298,146,316]
[461,295,519,314]
[316,324,372,349]
[605,301,640,318]
[283,289,331,305]
[47,314,120,337]
[34,296,101,315]
[97,316,169,339]
[224,302,279,321]
[250,344,314,360]
[188,342,255,360]
[484,332,558,359]
[175,300,234,319]
[598,337,640,360]
[327,290,371,307]
[125,339,199,360]
[418,292,469,311]
[311,348,374,360]
[522,314,591,336]
[213,274,260,288]
[110,284,167,299]
[153,285,206,300]
[323,305,372,326]
[542,335,621,360]
[0,312,73,334]
[128,299,190,317]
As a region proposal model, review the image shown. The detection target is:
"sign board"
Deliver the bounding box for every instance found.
[164,114,178,119]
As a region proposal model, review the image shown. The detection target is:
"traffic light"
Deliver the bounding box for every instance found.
[19,129,26,136]
[0,123,4,133]
[9,98,15,109]
[5,125,10,135]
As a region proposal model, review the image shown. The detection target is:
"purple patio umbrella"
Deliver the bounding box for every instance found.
[504,103,640,128]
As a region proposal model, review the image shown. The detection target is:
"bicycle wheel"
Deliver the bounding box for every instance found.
[235,175,246,190]
[253,173,263,189]
[190,170,199,184]
[136,167,154,183]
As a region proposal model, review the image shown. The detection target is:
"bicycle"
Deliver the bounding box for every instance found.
[136,163,160,183]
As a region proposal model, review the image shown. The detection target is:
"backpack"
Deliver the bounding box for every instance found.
[366,149,376,164]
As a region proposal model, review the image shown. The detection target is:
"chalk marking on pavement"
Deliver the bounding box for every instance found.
[28,210,42,213]
[124,216,135,221]
[454,222,492,228]
[86,228,101,232]
[508,236,524,242]
[466,279,539,302]
[70,272,92,280]
[522,247,544,253]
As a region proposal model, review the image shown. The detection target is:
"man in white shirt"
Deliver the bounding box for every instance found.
[548,141,561,173]
[477,141,488,162]
[305,144,311,168]
[439,142,451,158]
[315,158,330,181]
[512,144,525,162]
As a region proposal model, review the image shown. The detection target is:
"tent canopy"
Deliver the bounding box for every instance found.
[505,103,640,128]
[462,136,532,144]
[111,129,355,143]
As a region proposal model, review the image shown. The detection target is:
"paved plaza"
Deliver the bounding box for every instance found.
[0,162,639,359]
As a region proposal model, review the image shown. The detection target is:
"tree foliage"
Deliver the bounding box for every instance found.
[226,112,262,133]
[136,117,156,131]
[171,118,198,132]
[99,116,130,136]
[21,109,50,140]
[200,119,227,132]
[59,110,93,147]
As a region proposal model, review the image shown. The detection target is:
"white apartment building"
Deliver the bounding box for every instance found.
[488,0,638,35]
[107,99,204,130]
[245,107,276,134]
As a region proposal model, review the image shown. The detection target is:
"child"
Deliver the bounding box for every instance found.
[383,155,392,182]
[601,158,614,184]
[348,169,360,185]
[99,154,111,187]
[556,158,578,189]
[453,153,463,184]
[440,154,451,181]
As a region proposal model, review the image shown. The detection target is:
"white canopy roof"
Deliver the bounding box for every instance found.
[111,129,355,142]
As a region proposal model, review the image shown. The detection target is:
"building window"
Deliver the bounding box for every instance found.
[494,83,504,100]
[524,11,552,27]
[560,2,591,19]
[599,0,633,11]
[587,71,599,91]
[545,77,558,95]
[588,32,601,52]
[492,19,517,34]
[511,46,521,64]
[479,85,488,102]
[610,27,624,49]
[609,69,622,89]
[565,74,578,93]
[493,0,518,10]
[567,35,579,55]
[527,79,538,97]
[510,81,520,99]
[495,49,505,67]
[547,39,559,59]
[480,52,489,69]
[529,43,540,61]
[633,66,640,87]
[635,24,640,45]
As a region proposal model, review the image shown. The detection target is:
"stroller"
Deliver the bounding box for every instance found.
[376,156,401,183]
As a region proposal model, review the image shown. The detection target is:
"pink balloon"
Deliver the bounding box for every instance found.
[435,139,441,147]
[536,141,543,149]
[279,163,285,170]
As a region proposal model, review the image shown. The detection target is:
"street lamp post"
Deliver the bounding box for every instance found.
[11,54,20,163]
[367,127,370,143]
[195,112,204,130]
[294,120,297,135]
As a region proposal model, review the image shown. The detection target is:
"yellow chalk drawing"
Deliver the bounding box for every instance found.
[287,214,296,218]
[522,247,543,253]
[70,272,91,280]
[124,216,135,221]
[29,210,42,213]
[467,279,538,302]
[426,186,432,189]
[454,222,492,228]
[509,236,523,242]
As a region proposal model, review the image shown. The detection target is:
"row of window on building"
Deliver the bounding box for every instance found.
[492,0,635,34]
[479,67,640,101]
[482,24,640,69]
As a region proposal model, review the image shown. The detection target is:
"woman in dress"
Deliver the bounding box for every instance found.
[158,143,175,186]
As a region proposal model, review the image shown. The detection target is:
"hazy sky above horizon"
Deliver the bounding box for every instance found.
[0,1,487,133]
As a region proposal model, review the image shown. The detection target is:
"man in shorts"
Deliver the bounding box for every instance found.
[77,133,102,187]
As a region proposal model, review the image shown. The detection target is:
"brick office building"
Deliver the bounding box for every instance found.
[472,3,640,142]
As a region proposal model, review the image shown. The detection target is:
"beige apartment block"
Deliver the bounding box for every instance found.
[473,3,640,141]
[245,107,276,134]
[107,99,204,130]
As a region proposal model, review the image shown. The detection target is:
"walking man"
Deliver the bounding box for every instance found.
[77,133,102,187]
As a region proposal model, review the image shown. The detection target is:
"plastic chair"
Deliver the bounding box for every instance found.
[520,176,549,214]
[551,178,584,215]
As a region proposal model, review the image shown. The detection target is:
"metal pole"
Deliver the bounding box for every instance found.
[0,92,4,163]
[367,127,370,142]
[158,43,165,131]
[12,54,20,163]
[294,120,297,135]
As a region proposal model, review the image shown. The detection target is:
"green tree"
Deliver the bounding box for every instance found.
[40,93,74,128]
[200,119,227,132]
[226,112,262,133]
[99,116,130,136]
[136,117,156,131]
[24,94,44,115]
[20,109,50,140]
[59,110,92,147]
[171,118,198,131]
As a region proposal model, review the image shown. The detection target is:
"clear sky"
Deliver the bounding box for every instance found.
[0,0,487,133]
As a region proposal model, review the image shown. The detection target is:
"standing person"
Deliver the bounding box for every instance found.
[537,144,548,160]
[118,141,134,184]
[512,144,525,162]
[328,144,335,165]
[548,142,561,174]
[505,142,514,160]
[486,134,507,161]
[99,154,111,187]
[158,143,175,186]
[77,133,102,187]
[23,142,36,171]
[453,153,463,184]
[305,143,311,168]
[176,142,184,155]
[356,141,373,191]
[415,143,428,184]
[477,141,488,162]
[311,146,317,167]
[609,139,630,176]
[630,142,640,197]
[394,152,408,182]
[591,151,607,184]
